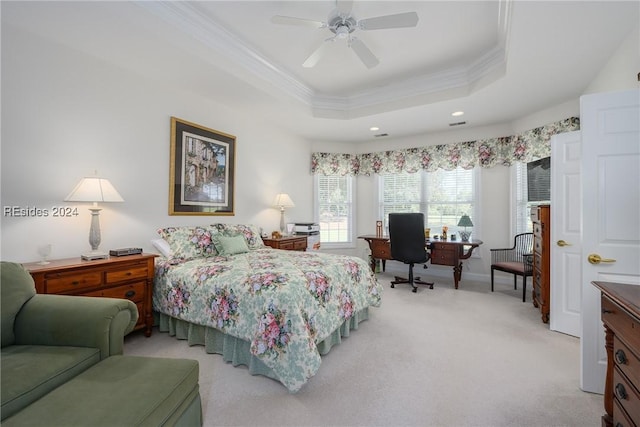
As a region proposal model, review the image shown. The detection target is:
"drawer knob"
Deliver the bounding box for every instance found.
[615,349,628,365]
[71,280,80,286]
[125,290,136,298]
[602,309,614,314]
[615,383,628,400]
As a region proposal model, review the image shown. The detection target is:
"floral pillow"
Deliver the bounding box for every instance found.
[210,224,265,250]
[156,226,217,260]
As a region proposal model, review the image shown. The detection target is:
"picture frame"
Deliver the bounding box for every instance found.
[169,117,236,215]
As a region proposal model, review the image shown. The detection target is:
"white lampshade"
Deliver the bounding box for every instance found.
[65,177,124,203]
[273,193,295,208]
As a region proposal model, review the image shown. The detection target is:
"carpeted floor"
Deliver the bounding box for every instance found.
[124,272,603,427]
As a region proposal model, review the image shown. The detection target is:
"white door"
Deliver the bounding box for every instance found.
[550,131,582,337]
[580,89,640,393]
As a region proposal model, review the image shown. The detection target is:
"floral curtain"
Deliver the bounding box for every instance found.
[311,117,579,176]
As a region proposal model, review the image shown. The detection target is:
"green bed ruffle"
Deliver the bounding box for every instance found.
[154,307,370,389]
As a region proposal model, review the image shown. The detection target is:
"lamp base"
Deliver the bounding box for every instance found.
[81,251,109,261]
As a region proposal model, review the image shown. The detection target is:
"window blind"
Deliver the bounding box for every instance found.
[316,174,353,244]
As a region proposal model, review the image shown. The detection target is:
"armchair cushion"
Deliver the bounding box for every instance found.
[492,261,530,274]
[1,262,36,347]
[1,345,100,420]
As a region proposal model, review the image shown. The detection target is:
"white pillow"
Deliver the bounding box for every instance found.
[150,238,173,258]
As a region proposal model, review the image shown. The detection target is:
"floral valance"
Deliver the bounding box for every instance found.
[311,117,579,175]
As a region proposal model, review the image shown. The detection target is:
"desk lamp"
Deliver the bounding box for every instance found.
[458,214,473,242]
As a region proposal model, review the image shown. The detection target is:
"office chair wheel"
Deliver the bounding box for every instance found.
[390,283,395,288]
[412,287,417,293]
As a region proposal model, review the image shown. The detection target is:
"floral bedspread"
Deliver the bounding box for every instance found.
[153,248,382,392]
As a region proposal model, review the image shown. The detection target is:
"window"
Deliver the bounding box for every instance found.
[378,168,478,236]
[314,174,355,247]
[512,163,534,235]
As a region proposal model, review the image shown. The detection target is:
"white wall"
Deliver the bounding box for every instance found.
[2,18,637,274]
[584,24,640,94]
[1,25,313,262]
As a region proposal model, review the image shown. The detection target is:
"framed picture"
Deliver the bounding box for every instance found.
[169,117,236,215]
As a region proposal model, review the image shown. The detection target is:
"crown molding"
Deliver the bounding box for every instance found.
[136,1,512,119]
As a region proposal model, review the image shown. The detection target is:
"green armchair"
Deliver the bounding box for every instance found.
[1,261,139,420]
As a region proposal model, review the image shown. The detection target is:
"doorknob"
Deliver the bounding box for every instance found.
[557,240,572,247]
[588,254,616,265]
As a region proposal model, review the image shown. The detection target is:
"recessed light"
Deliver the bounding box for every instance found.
[451,111,464,117]
[369,126,380,131]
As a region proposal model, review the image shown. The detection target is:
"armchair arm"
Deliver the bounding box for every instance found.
[14,294,138,360]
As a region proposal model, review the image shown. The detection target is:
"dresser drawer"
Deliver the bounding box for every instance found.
[614,398,635,427]
[533,222,542,237]
[105,265,148,284]
[430,244,455,265]
[614,336,640,390]
[83,281,146,303]
[45,270,102,293]
[614,367,640,422]
[292,239,307,250]
[534,238,543,254]
[602,296,640,352]
[534,253,542,270]
[277,241,294,250]
[372,240,392,259]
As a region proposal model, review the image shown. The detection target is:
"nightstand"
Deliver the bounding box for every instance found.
[262,235,307,251]
[23,254,157,336]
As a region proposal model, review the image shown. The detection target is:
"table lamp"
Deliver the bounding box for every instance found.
[65,175,124,260]
[458,214,473,242]
[273,193,295,234]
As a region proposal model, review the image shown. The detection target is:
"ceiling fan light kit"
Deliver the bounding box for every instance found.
[272,3,419,69]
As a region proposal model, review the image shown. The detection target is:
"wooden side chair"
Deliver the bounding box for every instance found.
[490,232,534,302]
[389,213,434,293]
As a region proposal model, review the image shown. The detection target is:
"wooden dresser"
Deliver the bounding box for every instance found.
[262,235,307,251]
[592,281,640,427]
[24,254,157,336]
[531,204,550,323]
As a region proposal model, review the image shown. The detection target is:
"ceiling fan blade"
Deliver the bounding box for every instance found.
[303,42,331,68]
[350,38,379,69]
[358,12,419,30]
[271,15,325,28]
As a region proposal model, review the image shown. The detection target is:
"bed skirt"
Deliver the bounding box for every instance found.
[154,308,370,387]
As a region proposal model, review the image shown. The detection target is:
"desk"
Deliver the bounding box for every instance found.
[359,235,482,289]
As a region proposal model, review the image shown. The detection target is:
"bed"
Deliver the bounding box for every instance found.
[151,224,382,392]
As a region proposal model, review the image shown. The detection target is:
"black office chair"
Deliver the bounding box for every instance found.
[389,213,434,293]
[490,232,534,302]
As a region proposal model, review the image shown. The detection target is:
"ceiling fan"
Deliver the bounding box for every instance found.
[271,1,419,69]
